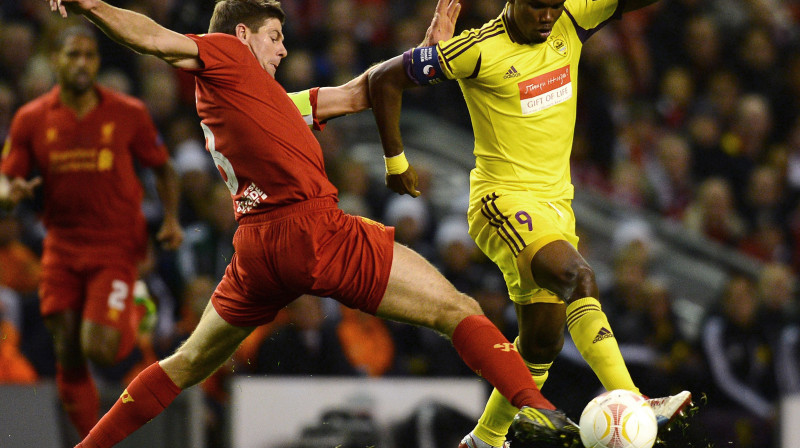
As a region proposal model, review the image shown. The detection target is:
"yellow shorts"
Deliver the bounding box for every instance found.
[467,192,578,305]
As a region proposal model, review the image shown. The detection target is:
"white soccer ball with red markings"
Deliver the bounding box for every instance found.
[579,389,657,448]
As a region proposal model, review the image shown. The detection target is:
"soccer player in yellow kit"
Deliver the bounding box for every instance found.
[369,0,691,447]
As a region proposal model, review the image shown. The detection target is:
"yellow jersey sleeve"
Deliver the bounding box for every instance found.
[566,0,622,30]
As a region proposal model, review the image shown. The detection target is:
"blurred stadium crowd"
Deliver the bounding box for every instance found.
[2,0,800,447]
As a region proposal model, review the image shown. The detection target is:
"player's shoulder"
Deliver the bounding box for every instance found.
[442,15,507,53]
[14,88,58,120]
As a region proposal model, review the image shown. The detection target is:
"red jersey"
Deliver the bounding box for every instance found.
[182,33,338,220]
[1,86,168,250]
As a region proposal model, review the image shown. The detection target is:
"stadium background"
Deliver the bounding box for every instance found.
[1,0,800,447]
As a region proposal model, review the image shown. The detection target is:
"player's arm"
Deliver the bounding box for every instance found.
[49,0,201,69]
[369,46,449,197]
[151,160,183,250]
[315,70,373,123]
[314,0,460,122]
[623,0,660,12]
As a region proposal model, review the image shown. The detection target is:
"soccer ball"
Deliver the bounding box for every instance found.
[579,389,657,448]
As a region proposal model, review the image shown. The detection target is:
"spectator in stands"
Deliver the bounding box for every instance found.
[177,183,236,284]
[683,177,747,247]
[254,296,357,375]
[382,192,435,261]
[655,66,694,130]
[645,132,694,219]
[701,273,776,448]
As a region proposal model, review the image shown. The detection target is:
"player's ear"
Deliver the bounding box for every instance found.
[235,23,249,44]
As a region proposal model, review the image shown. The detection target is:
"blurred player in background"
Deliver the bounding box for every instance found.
[0,25,183,439]
[368,0,692,446]
[42,0,582,447]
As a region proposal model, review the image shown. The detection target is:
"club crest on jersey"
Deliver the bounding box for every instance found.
[549,35,568,57]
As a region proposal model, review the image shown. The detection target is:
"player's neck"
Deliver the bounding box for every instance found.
[59,85,100,119]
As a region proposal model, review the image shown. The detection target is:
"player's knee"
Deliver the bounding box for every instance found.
[555,260,596,303]
[83,341,118,367]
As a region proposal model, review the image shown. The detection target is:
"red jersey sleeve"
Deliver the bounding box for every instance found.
[1,105,37,179]
[308,87,327,131]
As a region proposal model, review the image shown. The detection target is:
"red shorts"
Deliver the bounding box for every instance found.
[212,197,395,327]
[39,239,140,360]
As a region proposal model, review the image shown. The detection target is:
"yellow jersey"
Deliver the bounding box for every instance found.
[436,0,621,201]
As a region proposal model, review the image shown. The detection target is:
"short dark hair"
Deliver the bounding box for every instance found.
[209,0,286,35]
[54,25,97,52]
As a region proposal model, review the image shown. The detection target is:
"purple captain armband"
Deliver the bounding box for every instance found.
[403,46,446,86]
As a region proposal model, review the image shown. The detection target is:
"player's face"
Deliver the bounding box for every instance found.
[246,18,288,78]
[55,35,100,94]
[508,0,566,44]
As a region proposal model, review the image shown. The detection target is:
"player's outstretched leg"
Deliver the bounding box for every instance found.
[378,243,577,445]
[75,301,254,448]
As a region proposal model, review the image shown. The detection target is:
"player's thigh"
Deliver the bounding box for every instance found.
[161,300,254,388]
[375,242,481,337]
[468,193,578,304]
[82,263,139,363]
[39,259,84,317]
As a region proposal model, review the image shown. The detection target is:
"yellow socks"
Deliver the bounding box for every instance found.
[472,340,553,447]
[566,297,639,393]
[470,297,641,448]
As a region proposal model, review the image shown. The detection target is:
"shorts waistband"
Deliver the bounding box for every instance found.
[237,197,338,225]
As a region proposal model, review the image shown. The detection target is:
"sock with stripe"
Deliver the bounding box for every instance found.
[56,363,99,438]
[76,362,181,448]
[472,341,554,447]
[566,297,639,393]
[452,315,554,411]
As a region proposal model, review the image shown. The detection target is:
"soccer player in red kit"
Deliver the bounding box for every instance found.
[0,26,183,438]
[48,0,577,446]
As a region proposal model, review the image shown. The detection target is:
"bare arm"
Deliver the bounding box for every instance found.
[623,0,660,13]
[315,70,373,123]
[49,0,201,69]
[368,55,423,197]
[151,161,183,250]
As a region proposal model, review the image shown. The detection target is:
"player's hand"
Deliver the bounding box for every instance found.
[0,176,41,210]
[420,0,461,47]
[47,0,97,18]
[386,165,420,197]
[156,217,184,250]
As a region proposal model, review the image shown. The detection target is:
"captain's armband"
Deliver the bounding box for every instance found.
[287,87,325,130]
[403,46,446,86]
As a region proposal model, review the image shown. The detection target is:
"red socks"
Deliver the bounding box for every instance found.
[57,364,100,438]
[452,315,555,410]
[76,362,181,448]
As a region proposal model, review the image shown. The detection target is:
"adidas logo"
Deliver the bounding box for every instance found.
[592,327,614,343]
[503,66,520,79]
